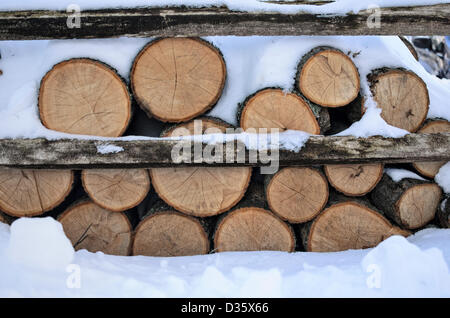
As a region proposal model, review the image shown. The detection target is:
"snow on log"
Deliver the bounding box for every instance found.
[368,68,429,132]
[324,163,384,196]
[58,200,132,256]
[0,169,73,217]
[370,174,442,229]
[296,47,360,107]
[237,88,330,134]
[264,167,328,223]
[413,120,450,178]
[82,169,150,212]
[131,38,226,123]
[150,117,252,217]
[39,58,131,137]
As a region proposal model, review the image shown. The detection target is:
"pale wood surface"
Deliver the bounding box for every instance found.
[39,59,131,137]
[324,163,383,196]
[0,169,73,217]
[132,211,210,257]
[58,201,132,256]
[82,169,150,212]
[131,38,226,123]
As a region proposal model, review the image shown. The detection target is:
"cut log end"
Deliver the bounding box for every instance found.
[369,69,429,132]
[131,38,226,123]
[304,201,410,252]
[150,118,252,217]
[0,169,73,217]
[39,58,131,137]
[82,169,150,212]
[413,120,450,178]
[132,211,210,257]
[214,207,295,252]
[298,48,360,107]
[324,163,383,196]
[240,88,321,134]
[58,201,132,256]
[266,167,328,223]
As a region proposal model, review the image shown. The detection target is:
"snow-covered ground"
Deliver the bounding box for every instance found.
[0,218,449,297]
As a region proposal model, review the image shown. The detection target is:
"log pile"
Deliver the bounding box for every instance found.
[0,38,447,256]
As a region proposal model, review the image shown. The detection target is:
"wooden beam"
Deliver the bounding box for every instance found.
[0,4,448,40]
[0,133,448,169]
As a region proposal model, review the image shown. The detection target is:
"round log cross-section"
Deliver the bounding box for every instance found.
[297,47,360,107]
[82,169,150,212]
[39,58,131,137]
[0,169,73,217]
[132,211,210,257]
[58,201,132,256]
[131,38,226,123]
[265,167,328,223]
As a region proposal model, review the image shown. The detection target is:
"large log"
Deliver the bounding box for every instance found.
[300,193,410,252]
[296,47,360,107]
[0,5,449,40]
[58,200,133,256]
[0,169,73,217]
[370,174,442,229]
[150,117,252,217]
[368,68,429,132]
[39,58,131,137]
[131,38,226,123]
[82,169,150,212]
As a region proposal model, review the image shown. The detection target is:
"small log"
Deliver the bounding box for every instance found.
[296,46,360,107]
[368,68,429,132]
[238,88,330,134]
[150,117,252,217]
[82,169,150,212]
[131,38,226,123]
[399,36,419,61]
[265,167,328,223]
[58,200,132,256]
[324,163,384,196]
[132,200,210,257]
[437,197,449,228]
[39,58,131,137]
[0,169,73,217]
[301,194,410,252]
[413,120,450,178]
[370,174,442,229]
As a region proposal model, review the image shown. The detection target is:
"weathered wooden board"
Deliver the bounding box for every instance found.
[0,133,448,169]
[0,4,448,40]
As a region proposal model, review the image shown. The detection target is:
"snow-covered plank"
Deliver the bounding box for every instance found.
[0,133,449,169]
[0,4,448,40]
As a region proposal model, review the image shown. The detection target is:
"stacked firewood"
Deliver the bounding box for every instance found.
[0,37,448,256]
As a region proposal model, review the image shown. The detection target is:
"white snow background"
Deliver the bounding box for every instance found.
[0,2,450,297]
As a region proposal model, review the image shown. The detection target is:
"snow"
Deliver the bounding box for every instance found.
[385,168,427,182]
[96,143,124,154]
[436,162,450,193]
[0,218,448,297]
[0,0,448,14]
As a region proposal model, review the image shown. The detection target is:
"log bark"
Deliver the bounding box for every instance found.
[132,200,210,256]
[0,169,73,217]
[39,58,131,137]
[82,169,150,212]
[150,117,252,217]
[413,120,450,178]
[370,174,442,229]
[265,167,328,223]
[296,46,360,107]
[437,197,449,228]
[324,163,383,196]
[300,192,410,252]
[131,38,226,123]
[237,88,330,134]
[399,36,419,61]
[58,200,133,256]
[368,68,429,132]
